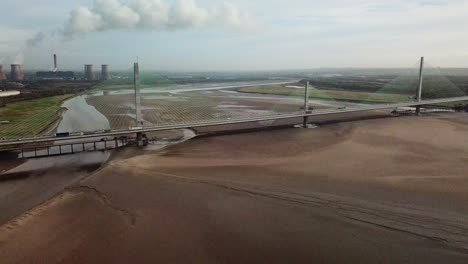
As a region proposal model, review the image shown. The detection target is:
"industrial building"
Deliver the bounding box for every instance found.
[36,71,75,80]
[0,90,20,108]
[0,90,20,97]
[36,54,75,80]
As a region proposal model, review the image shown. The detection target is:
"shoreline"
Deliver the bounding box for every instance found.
[0,127,197,225]
[39,106,68,136]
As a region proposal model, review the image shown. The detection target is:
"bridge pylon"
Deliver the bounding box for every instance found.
[416,57,424,115]
[303,81,310,128]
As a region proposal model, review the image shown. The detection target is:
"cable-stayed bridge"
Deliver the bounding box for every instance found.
[1,58,467,157]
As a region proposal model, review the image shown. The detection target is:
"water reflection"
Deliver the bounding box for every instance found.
[57,95,110,133]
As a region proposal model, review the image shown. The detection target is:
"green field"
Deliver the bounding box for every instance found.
[0,95,72,139]
[238,85,414,104]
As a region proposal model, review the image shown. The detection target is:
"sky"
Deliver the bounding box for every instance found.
[0,0,467,71]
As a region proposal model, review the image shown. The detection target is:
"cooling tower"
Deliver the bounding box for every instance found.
[84,64,95,80]
[0,65,6,81]
[10,64,24,81]
[101,64,111,80]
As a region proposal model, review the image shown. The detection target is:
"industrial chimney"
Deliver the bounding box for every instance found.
[10,64,24,82]
[0,65,6,81]
[53,54,58,72]
[101,65,111,80]
[84,65,95,81]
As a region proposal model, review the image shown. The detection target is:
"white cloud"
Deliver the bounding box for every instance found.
[2,0,468,69]
[95,0,140,29]
[63,0,254,36]
[214,2,256,31]
[67,7,103,34]
[132,0,170,29]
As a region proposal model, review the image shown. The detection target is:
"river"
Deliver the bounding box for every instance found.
[57,95,110,133]
[0,94,114,225]
[0,87,196,225]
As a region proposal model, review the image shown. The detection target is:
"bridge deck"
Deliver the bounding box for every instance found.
[1,96,467,148]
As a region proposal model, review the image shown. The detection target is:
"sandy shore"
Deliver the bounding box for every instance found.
[0,113,467,263]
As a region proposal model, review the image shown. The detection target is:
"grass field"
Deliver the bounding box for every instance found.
[238,85,414,104]
[0,95,72,139]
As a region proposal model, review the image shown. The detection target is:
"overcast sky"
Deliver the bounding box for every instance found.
[0,0,467,71]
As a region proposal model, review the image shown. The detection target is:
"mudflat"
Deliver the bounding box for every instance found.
[1,113,467,263]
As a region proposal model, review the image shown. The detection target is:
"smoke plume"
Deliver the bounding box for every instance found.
[12,0,253,64]
[63,0,254,36]
[26,32,46,47]
[13,53,24,65]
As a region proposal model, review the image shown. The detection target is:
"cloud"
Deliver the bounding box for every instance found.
[2,0,254,67]
[214,2,255,31]
[63,0,254,37]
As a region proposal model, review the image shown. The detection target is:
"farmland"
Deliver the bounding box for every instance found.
[0,95,72,139]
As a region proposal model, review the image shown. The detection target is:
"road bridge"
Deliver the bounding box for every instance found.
[1,58,467,155]
[1,95,467,150]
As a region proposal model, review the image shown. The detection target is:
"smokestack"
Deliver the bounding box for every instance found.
[10,64,24,82]
[53,54,58,72]
[101,64,111,80]
[84,64,95,81]
[0,65,6,81]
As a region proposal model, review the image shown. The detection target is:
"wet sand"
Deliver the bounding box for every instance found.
[1,113,468,263]
[0,129,190,226]
[0,152,110,225]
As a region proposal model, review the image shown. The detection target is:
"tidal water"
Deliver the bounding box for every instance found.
[57,95,110,133]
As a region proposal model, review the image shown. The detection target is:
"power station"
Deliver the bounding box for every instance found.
[2,55,111,82]
[36,54,75,80]
[9,54,113,81]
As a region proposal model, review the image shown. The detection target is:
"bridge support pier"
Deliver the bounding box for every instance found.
[137,132,143,147]
[303,117,309,128]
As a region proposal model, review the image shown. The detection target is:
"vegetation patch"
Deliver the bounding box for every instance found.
[0,95,72,139]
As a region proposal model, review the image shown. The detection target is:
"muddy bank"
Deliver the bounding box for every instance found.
[0,152,111,225]
[0,113,467,263]
[0,129,195,226]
